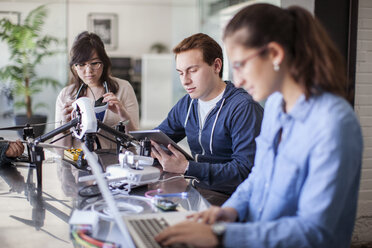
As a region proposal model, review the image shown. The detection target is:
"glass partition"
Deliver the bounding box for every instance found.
[198,0,281,81]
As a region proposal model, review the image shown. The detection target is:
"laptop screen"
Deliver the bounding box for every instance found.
[82,144,136,248]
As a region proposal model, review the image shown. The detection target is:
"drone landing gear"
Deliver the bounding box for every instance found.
[30,145,45,189]
[82,133,101,152]
[23,125,35,162]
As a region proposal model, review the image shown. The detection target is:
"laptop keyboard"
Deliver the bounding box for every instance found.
[128,217,190,248]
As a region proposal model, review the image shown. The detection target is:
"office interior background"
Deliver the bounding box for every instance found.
[0,0,371,245]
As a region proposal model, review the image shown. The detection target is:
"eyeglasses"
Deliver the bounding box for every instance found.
[231,46,267,71]
[74,61,103,71]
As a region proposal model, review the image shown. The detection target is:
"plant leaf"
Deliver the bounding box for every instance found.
[24,5,47,32]
[33,102,47,110]
[0,65,23,83]
[31,77,62,89]
[14,101,26,110]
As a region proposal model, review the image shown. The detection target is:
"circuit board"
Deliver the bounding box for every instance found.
[64,148,83,161]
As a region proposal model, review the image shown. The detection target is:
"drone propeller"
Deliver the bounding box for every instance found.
[0,123,48,131]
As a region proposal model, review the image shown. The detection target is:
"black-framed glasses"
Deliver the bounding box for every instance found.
[74,61,103,71]
[232,46,267,72]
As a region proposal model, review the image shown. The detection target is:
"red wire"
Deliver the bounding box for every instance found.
[78,231,105,247]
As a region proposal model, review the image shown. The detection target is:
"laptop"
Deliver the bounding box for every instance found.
[82,144,193,248]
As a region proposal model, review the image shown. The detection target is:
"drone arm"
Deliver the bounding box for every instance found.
[34,118,80,144]
[49,131,73,145]
[97,120,139,148]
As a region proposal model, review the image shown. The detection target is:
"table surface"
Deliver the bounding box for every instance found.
[0,149,212,247]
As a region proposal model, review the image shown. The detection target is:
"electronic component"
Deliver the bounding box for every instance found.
[64,148,82,161]
[69,210,99,237]
[140,137,151,157]
[154,198,178,211]
[79,184,101,197]
[119,151,154,167]
[70,210,120,248]
[145,190,187,211]
[105,164,160,186]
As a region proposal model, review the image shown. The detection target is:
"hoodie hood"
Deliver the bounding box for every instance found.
[183,81,239,156]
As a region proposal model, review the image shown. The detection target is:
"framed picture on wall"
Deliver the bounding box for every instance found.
[0,11,21,24]
[88,13,118,50]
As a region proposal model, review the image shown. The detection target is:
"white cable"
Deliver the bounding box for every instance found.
[157,175,185,183]
[157,175,200,183]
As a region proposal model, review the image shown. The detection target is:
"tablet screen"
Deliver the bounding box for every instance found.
[129,130,193,161]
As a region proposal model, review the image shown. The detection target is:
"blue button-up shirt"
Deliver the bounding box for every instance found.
[223,92,363,248]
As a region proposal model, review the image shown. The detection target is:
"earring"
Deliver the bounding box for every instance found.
[273,62,280,72]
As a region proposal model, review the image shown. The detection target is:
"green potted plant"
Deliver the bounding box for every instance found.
[0,5,62,136]
[150,42,168,54]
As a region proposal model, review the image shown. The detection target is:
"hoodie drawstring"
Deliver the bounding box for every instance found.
[184,99,194,128]
[184,98,226,156]
[209,98,225,154]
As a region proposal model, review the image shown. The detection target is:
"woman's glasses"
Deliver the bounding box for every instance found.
[232,46,267,72]
[74,61,102,71]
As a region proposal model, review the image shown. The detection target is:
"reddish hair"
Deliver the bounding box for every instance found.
[173,33,223,78]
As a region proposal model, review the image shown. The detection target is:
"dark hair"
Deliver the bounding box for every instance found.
[173,33,224,78]
[68,31,118,96]
[223,4,347,99]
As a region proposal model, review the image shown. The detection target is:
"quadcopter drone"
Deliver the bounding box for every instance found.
[0,97,154,189]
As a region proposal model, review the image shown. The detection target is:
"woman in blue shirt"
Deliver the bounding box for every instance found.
[155,3,363,248]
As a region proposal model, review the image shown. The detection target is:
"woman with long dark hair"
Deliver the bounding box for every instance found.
[54,31,139,149]
[155,4,363,248]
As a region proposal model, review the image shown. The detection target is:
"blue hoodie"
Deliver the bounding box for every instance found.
[157,81,263,194]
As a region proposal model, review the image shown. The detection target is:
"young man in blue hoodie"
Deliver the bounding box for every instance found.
[151,33,263,195]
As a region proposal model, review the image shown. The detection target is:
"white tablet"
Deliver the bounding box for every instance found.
[129,129,193,161]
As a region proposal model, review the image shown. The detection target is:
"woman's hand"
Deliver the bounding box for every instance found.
[155,221,218,248]
[188,206,238,224]
[103,92,129,120]
[102,92,137,131]
[155,207,238,247]
[62,100,74,123]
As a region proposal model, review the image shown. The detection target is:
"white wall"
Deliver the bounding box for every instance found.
[171,1,199,102]
[68,1,169,58]
[141,54,173,128]
[67,0,198,58]
[353,0,372,244]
